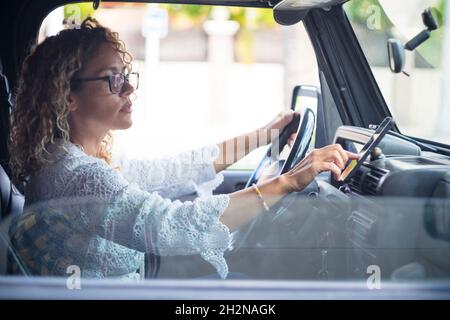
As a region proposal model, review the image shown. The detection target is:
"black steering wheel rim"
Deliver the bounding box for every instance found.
[230,109,317,252]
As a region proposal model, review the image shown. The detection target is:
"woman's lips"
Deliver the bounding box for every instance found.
[120,102,132,113]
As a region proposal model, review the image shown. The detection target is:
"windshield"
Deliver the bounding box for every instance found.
[344,0,449,145]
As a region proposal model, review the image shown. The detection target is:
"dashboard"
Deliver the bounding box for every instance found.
[343,156,450,197]
[224,125,450,280]
[332,126,450,198]
[307,126,450,279]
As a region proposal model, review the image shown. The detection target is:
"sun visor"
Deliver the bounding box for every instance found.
[273,0,348,25]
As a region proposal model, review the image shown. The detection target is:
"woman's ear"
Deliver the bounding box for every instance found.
[67,92,78,112]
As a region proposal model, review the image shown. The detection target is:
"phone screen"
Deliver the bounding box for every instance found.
[339,118,392,181]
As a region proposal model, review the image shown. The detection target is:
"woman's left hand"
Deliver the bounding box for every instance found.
[259,110,300,148]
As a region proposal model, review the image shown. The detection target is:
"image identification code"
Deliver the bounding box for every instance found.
[175,304,276,317]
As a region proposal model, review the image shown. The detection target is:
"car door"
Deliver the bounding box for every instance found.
[2,0,450,300]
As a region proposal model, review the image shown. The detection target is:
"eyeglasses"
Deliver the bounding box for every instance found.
[72,72,139,94]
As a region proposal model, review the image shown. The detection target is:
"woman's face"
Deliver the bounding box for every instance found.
[68,42,134,133]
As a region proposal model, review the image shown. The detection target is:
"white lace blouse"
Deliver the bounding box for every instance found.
[12,140,231,279]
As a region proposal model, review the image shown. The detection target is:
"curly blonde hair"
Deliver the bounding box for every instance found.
[9,18,132,184]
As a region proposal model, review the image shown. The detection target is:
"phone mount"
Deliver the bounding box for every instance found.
[370,147,385,162]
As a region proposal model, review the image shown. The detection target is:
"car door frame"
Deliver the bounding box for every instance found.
[303,5,396,132]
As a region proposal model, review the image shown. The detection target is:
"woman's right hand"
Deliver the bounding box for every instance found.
[280,144,360,193]
[221,144,359,231]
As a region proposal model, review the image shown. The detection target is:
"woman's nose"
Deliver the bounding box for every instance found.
[119,81,134,97]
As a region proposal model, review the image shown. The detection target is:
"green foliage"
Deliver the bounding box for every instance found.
[433,0,446,27]
[160,4,212,23]
[160,4,276,29]
[63,3,95,21]
[344,0,392,31]
[159,4,277,63]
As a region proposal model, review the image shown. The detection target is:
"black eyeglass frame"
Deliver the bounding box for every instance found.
[72,72,139,94]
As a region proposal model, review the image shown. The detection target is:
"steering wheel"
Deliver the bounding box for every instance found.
[230,108,317,252]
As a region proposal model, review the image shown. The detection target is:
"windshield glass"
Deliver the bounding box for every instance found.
[344,0,449,145]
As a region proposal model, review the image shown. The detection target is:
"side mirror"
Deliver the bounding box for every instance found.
[290,84,321,147]
[387,39,405,74]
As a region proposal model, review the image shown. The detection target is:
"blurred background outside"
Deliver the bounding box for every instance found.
[39,2,319,170]
[39,1,449,170]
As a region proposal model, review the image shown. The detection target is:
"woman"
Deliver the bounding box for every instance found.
[8,18,357,279]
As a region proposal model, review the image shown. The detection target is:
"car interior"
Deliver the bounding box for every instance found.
[0,0,450,299]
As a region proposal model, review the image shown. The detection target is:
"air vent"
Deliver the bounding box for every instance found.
[348,170,363,194]
[362,167,389,195]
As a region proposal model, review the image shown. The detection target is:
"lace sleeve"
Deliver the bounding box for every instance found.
[113,145,224,199]
[67,161,232,279]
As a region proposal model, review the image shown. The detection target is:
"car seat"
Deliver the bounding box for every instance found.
[0,58,27,275]
[0,165,27,275]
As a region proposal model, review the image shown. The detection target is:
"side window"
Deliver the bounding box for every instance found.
[39,3,319,170]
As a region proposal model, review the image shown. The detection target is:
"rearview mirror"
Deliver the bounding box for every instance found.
[387,39,405,74]
[387,7,439,75]
[273,9,308,26]
[273,0,347,26]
